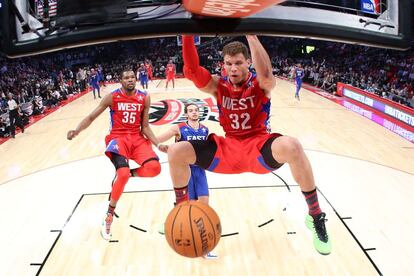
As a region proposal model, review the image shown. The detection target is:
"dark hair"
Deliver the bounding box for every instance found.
[184,103,199,113]
[120,68,135,78]
[222,41,250,59]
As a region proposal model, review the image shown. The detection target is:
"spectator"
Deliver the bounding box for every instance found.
[0,116,10,137]
[32,96,45,115]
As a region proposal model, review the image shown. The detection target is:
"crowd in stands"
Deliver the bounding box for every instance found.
[1,36,413,137]
[270,39,414,108]
[203,37,414,107]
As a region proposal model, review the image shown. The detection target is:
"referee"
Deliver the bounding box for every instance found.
[7,93,24,138]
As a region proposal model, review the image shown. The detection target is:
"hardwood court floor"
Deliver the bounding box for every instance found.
[40,186,377,275]
[0,78,413,275]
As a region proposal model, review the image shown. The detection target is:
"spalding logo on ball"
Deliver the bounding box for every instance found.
[165,201,222,258]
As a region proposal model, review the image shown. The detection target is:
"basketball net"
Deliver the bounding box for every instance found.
[182,0,286,18]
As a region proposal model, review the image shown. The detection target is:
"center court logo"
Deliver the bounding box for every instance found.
[149,98,219,125]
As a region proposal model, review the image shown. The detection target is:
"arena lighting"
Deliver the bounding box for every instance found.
[305,46,315,54]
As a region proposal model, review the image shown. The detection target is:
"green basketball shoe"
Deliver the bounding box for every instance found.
[305,212,331,255]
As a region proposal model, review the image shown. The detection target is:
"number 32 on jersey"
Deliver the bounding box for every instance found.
[229,113,251,129]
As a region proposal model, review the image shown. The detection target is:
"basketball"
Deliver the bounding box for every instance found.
[164,201,221,258]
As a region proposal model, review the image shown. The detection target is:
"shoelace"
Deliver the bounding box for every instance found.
[314,213,329,243]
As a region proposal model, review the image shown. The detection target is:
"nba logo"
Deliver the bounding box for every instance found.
[361,0,381,14]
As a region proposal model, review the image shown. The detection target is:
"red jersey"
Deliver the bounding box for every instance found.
[216,73,271,139]
[109,88,147,135]
[166,64,175,76]
[145,63,153,74]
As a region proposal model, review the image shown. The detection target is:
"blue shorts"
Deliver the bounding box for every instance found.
[188,165,209,200]
[140,77,148,85]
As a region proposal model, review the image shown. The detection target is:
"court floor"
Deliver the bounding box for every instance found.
[0,79,413,275]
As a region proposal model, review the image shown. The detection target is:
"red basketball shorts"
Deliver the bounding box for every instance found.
[207,133,282,174]
[167,74,175,81]
[105,133,158,164]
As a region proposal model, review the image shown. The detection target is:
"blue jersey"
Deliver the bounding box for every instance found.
[177,122,209,142]
[90,74,100,87]
[295,68,304,82]
[138,68,148,80]
[177,122,209,199]
[97,69,104,81]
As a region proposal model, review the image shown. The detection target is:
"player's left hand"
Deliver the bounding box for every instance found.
[158,144,169,153]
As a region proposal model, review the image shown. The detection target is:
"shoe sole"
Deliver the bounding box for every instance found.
[158,223,165,235]
[100,228,112,241]
[305,215,331,255]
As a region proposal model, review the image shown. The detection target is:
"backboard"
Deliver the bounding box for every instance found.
[177,35,200,46]
[0,0,411,58]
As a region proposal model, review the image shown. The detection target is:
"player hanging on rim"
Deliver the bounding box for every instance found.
[167,35,331,255]
[67,68,168,240]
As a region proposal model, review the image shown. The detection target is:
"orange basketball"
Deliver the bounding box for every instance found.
[164,201,221,258]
